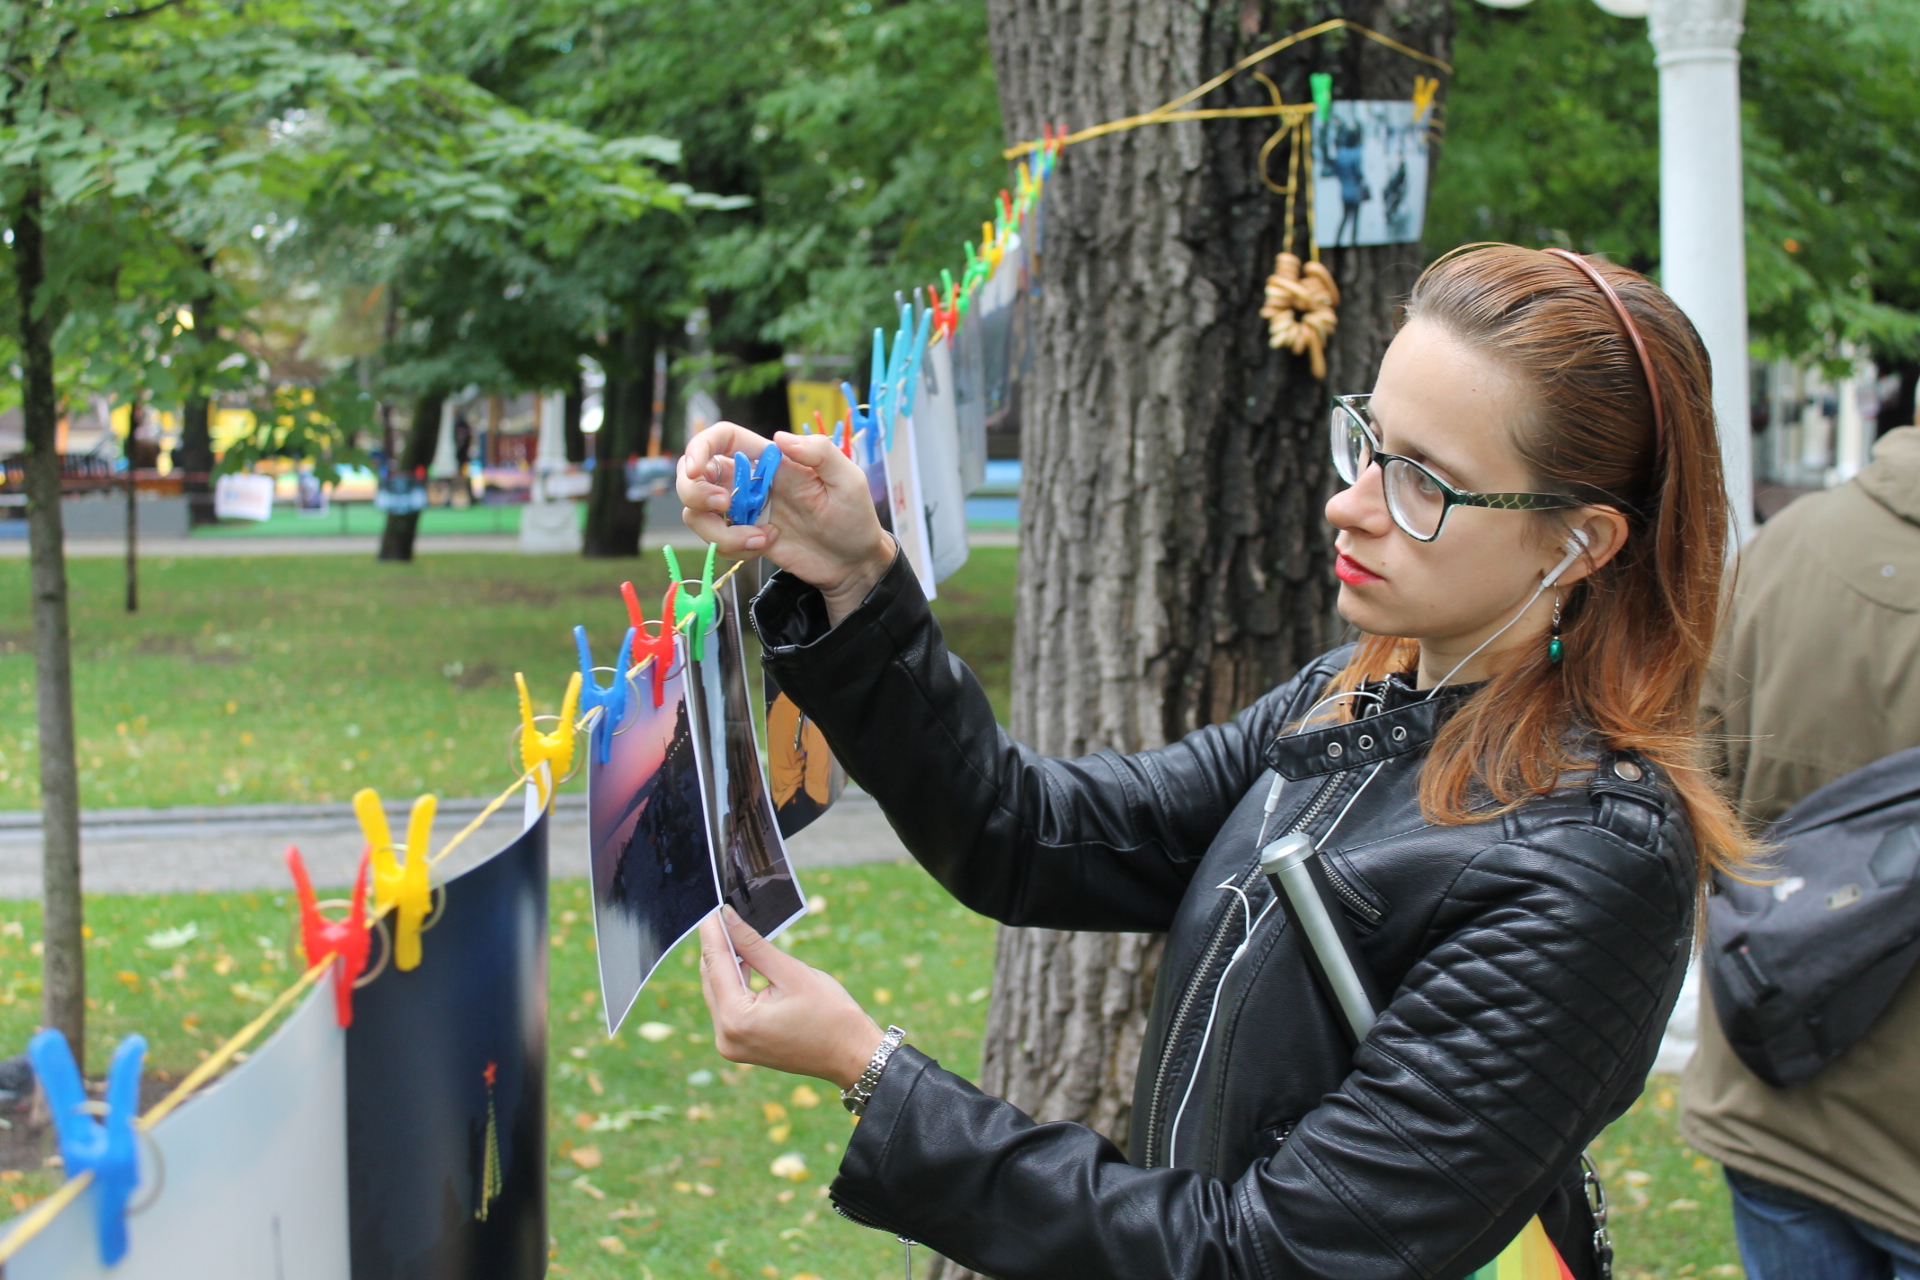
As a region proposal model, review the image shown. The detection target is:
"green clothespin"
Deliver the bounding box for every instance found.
[1311,72,1333,126]
[664,543,718,661]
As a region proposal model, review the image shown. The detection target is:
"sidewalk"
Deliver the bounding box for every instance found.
[0,789,909,896]
[0,527,1015,558]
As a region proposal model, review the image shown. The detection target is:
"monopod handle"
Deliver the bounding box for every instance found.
[1261,832,1381,1047]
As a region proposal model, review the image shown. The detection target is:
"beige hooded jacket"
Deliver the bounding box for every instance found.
[1681,427,1920,1243]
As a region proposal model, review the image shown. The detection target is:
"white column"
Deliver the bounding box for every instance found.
[1650,0,1752,543]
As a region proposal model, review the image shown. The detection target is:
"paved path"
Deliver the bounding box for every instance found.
[0,789,911,897]
[0,528,1016,559]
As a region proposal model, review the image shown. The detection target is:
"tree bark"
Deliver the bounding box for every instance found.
[584,327,652,558]
[563,373,587,465]
[176,254,217,526]
[16,177,86,1068]
[377,390,447,562]
[932,4,1449,1273]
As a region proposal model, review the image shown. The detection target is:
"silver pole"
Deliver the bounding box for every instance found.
[1261,832,1377,1042]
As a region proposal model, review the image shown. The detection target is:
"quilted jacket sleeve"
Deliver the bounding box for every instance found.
[752,553,1330,934]
[830,812,1695,1280]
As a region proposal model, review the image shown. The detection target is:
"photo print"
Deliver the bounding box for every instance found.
[586,635,716,1033]
[1313,100,1430,248]
[763,663,845,839]
[883,402,939,600]
[914,335,971,584]
[6,981,350,1280]
[684,577,808,940]
[345,813,549,1280]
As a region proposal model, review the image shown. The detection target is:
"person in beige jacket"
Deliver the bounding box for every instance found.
[1683,426,1920,1279]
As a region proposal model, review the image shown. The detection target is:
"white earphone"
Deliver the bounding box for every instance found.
[1540,526,1593,591]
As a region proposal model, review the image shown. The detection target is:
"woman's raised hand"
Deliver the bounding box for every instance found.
[697,906,883,1090]
[677,422,894,625]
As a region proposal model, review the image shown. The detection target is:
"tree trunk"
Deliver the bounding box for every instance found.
[931,3,1450,1274]
[563,373,587,465]
[584,328,652,558]
[16,177,85,1068]
[176,256,217,526]
[377,390,447,562]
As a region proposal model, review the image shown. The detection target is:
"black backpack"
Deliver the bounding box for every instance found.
[1706,744,1920,1087]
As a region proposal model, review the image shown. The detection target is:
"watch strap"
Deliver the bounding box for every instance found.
[841,1025,906,1116]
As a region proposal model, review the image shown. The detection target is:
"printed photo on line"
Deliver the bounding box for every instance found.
[345,813,549,1280]
[685,578,807,940]
[764,664,844,839]
[1313,100,1431,248]
[586,641,717,1032]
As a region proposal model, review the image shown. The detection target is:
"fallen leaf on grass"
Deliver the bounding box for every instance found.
[788,1085,820,1109]
[767,1124,791,1143]
[638,1022,675,1043]
[762,1101,788,1123]
[571,1176,606,1200]
[695,1182,715,1197]
[569,1145,603,1170]
[769,1153,808,1182]
[145,923,199,949]
[685,1104,714,1121]
[597,1237,627,1255]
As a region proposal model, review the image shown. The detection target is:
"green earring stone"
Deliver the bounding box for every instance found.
[1548,636,1564,663]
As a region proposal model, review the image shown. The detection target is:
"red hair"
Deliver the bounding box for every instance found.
[1319,244,1752,884]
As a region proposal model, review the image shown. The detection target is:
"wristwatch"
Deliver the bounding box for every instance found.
[841,1025,906,1116]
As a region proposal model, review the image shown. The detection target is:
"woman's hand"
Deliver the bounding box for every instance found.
[697,906,884,1090]
[677,423,893,625]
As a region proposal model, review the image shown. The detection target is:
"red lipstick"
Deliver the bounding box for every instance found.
[1335,552,1384,586]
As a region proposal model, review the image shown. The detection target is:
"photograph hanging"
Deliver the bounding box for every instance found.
[914,336,971,584]
[6,982,350,1280]
[586,639,717,1034]
[684,578,808,941]
[763,665,844,840]
[1313,100,1430,248]
[345,813,549,1280]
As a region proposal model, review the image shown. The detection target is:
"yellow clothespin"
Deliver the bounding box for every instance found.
[515,670,581,811]
[982,220,1004,270]
[1412,76,1440,127]
[353,787,435,972]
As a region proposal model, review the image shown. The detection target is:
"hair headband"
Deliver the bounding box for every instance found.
[1543,247,1666,448]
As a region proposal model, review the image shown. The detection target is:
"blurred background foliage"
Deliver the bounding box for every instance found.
[0,0,1915,459]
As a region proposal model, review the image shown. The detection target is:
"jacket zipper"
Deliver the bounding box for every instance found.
[1320,858,1383,925]
[1140,771,1345,1168]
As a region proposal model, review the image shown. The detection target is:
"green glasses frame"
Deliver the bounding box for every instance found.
[1331,394,1581,542]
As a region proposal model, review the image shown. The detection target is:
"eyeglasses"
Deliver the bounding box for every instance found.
[1330,395,1581,542]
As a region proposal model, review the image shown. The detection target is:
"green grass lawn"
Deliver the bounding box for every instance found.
[0,547,1017,813]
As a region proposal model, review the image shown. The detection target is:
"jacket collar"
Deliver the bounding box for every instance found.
[1262,674,1480,781]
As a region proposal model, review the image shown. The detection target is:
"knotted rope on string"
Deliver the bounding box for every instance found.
[1261,252,1341,381]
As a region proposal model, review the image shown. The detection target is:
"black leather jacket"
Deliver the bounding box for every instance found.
[753,555,1695,1280]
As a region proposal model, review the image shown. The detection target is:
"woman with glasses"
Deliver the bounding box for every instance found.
[673,244,1750,1280]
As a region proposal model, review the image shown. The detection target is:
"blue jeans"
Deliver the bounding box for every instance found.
[1728,1167,1920,1280]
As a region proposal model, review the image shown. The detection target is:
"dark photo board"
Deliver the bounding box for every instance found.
[685,578,808,939]
[345,813,548,1280]
[586,645,717,1034]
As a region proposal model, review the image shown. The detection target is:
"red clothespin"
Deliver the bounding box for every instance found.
[623,578,679,708]
[287,845,372,1026]
[999,189,1014,227]
[929,284,957,338]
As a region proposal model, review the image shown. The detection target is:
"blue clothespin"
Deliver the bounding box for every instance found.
[867,328,892,450]
[841,381,879,468]
[574,624,634,765]
[894,304,933,424]
[878,308,914,452]
[727,449,782,526]
[31,1030,144,1265]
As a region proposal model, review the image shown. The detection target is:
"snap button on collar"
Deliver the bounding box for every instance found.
[1613,759,1644,782]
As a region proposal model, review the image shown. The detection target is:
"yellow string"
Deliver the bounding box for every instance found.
[1003,17,1449,160]
[428,765,539,868]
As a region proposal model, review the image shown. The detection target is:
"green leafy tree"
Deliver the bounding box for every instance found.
[1429,0,1920,370]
